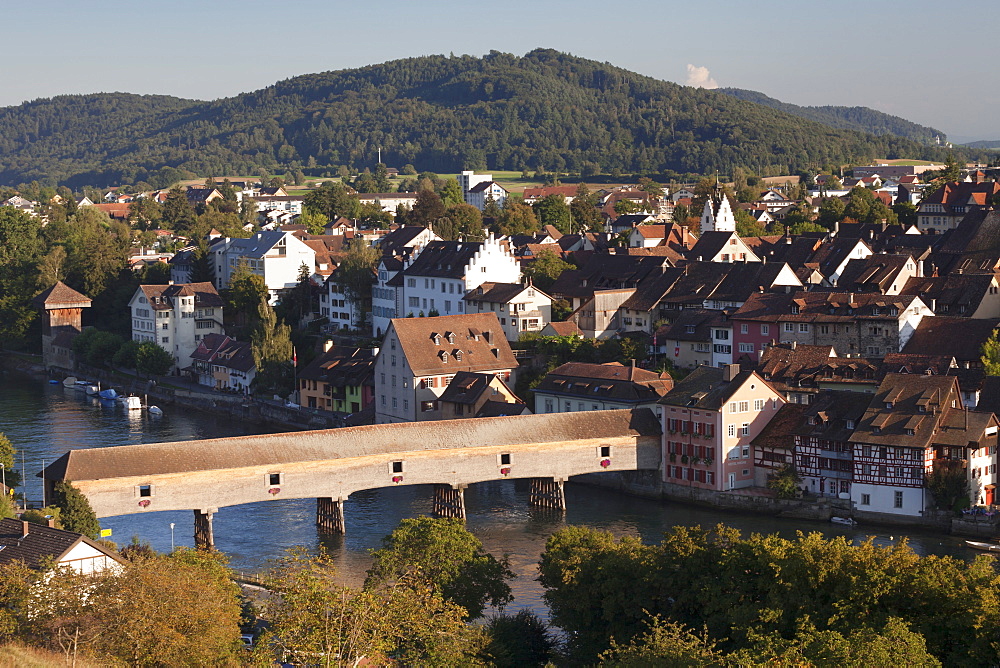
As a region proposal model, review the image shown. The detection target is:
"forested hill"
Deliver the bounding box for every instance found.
[0,49,957,189]
[964,140,1000,149]
[718,87,945,143]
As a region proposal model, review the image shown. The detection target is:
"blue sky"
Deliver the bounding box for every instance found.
[4,0,997,142]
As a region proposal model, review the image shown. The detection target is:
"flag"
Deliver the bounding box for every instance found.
[292,346,297,368]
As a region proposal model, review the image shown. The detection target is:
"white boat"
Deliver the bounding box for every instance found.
[147,406,163,416]
[831,516,858,526]
[120,396,142,410]
[965,540,1000,553]
[62,376,78,387]
[73,380,91,392]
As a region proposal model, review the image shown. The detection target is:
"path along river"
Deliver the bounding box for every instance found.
[0,371,984,613]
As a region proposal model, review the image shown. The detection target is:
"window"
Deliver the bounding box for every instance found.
[500,453,511,465]
[138,485,153,497]
[761,324,769,335]
[738,401,749,412]
[799,323,809,332]
[714,329,729,340]
[392,397,397,408]
[269,473,281,486]
[894,491,903,508]
[784,323,794,332]
[161,337,169,344]
[421,400,437,412]
[391,461,404,473]
[754,399,764,411]
[729,402,738,412]
[600,445,611,458]
[741,423,749,436]
[728,424,735,437]
[738,343,754,353]
[861,494,871,505]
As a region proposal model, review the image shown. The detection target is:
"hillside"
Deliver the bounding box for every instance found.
[964,140,1000,150]
[0,49,957,189]
[718,88,945,144]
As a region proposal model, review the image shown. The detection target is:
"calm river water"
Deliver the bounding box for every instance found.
[0,370,981,613]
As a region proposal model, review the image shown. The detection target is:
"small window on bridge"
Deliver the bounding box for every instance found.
[138,485,153,497]
[500,453,511,465]
[600,446,611,458]
[269,473,282,486]
[391,461,404,474]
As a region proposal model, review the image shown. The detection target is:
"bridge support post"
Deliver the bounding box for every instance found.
[432,484,466,520]
[194,508,216,550]
[529,477,566,511]
[316,497,346,534]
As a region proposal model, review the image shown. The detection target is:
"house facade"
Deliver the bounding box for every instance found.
[533,362,673,419]
[374,313,519,424]
[128,282,225,373]
[462,282,552,341]
[659,365,786,491]
[211,231,316,296]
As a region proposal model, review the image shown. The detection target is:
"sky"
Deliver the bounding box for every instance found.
[3,1,997,143]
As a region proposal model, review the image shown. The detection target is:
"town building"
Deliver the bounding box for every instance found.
[533,362,673,419]
[211,230,316,297]
[374,313,519,424]
[849,373,998,516]
[659,364,786,491]
[462,282,552,341]
[0,518,124,575]
[401,237,521,318]
[188,334,255,392]
[917,180,1000,234]
[466,181,508,210]
[433,371,527,420]
[297,344,375,414]
[128,282,225,373]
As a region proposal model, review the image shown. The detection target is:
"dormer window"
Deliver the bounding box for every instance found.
[791,305,800,315]
[846,419,855,430]
[440,351,449,363]
[873,426,882,435]
[446,332,456,344]
[885,402,893,410]
[432,334,441,345]
[905,428,915,436]
[454,350,463,362]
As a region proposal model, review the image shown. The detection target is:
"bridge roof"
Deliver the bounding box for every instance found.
[43,409,660,482]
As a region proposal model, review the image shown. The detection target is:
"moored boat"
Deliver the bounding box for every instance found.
[965,540,1000,553]
[121,395,142,410]
[62,376,78,387]
[831,516,858,526]
[147,405,163,416]
[98,388,118,401]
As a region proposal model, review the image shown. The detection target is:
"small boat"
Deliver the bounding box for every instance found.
[121,395,142,410]
[99,388,118,401]
[831,516,858,526]
[73,380,91,392]
[86,382,100,396]
[965,540,1000,553]
[147,406,163,416]
[62,376,78,387]
[48,379,60,385]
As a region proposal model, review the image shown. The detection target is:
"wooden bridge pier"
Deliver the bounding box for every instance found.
[316,497,346,534]
[433,484,467,520]
[529,477,566,511]
[194,508,217,549]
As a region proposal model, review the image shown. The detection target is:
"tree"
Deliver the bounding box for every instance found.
[480,609,554,668]
[161,186,196,232]
[64,207,131,297]
[0,433,22,490]
[672,203,690,225]
[982,330,1000,376]
[599,617,720,666]
[493,199,539,236]
[766,464,801,499]
[251,296,294,397]
[437,178,464,206]
[260,548,483,667]
[533,194,572,234]
[893,201,918,227]
[613,198,644,216]
[72,328,124,368]
[570,183,602,232]
[816,197,846,228]
[112,339,141,369]
[224,258,269,330]
[335,241,379,315]
[366,516,514,620]
[443,203,484,241]
[522,249,573,292]
[128,197,162,230]
[637,177,664,197]
[135,341,173,376]
[0,207,43,347]
[51,481,100,539]
[407,189,446,225]
[926,459,970,510]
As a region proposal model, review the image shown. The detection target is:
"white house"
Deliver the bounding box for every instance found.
[211,231,316,297]
[458,170,494,203]
[401,236,521,318]
[0,518,124,576]
[462,282,553,341]
[129,282,225,373]
[466,181,508,211]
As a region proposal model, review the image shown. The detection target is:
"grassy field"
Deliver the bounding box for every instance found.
[871,159,942,166]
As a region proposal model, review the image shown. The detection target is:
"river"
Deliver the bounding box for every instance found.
[0,370,981,613]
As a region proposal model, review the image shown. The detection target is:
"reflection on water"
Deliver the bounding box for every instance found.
[0,371,985,613]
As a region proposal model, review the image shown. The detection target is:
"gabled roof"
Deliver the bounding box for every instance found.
[298,346,374,387]
[901,273,995,316]
[535,362,673,404]
[660,366,772,409]
[33,281,91,309]
[388,313,518,376]
[224,231,295,259]
[464,282,550,305]
[0,518,124,571]
[836,254,914,293]
[686,231,747,261]
[138,282,223,311]
[657,308,718,342]
[903,317,1000,361]
[404,241,486,279]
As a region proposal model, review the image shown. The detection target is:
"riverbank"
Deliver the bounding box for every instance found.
[0,352,340,433]
[574,470,1000,538]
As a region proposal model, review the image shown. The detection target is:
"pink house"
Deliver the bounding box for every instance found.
[659,364,786,490]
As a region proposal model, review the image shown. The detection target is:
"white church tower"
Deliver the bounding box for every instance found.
[700,189,736,233]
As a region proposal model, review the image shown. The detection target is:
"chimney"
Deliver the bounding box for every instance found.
[791,340,797,350]
[323,339,334,353]
[47,518,56,528]
[724,363,740,382]
[21,521,29,537]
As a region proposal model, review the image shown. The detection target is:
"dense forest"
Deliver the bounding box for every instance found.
[719,87,946,143]
[0,49,966,189]
[965,139,1000,149]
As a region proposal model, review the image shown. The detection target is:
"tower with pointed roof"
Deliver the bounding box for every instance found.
[33,281,92,370]
[700,188,736,234]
